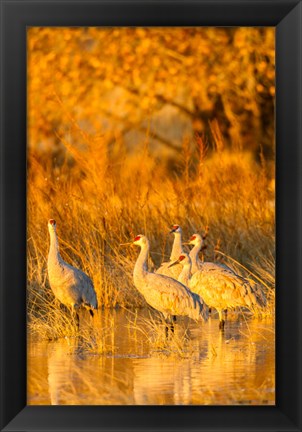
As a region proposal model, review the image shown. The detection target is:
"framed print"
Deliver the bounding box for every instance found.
[0,0,301,431]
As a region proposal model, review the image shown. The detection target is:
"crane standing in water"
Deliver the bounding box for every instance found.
[128,235,208,332]
[169,253,265,329]
[47,219,98,326]
[184,231,234,316]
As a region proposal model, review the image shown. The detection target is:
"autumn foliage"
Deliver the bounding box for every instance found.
[28,27,275,156]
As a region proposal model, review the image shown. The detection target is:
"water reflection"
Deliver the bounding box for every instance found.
[27,309,275,405]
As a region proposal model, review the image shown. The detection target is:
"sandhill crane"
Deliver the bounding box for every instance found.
[47,219,98,326]
[168,252,192,287]
[184,233,232,274]
[128,235,208,331]
[169,253,265,330]
[156,225,184,279]
[184,232,234,316]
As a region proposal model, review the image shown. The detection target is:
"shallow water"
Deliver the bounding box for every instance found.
[27,309,275,405]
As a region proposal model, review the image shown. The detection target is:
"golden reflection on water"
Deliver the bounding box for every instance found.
[27,309,275,405]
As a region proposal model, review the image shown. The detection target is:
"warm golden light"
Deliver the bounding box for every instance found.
[27,27,275,406]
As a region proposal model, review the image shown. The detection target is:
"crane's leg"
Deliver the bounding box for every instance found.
[209,308,212,315]
[72,304,80,330]
[83,303,96,320]
[163,313,169,338]
[218,310,225,330]
[165,315,175,338]
[170,320,175,334]
[165,325,169,338]
[224,309,228,320]
[75,312,80,330]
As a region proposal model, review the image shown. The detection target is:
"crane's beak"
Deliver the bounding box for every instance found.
[168,259,180,268]
[119,242,133,246]
[169,229,176,234]
[182,241,191,245]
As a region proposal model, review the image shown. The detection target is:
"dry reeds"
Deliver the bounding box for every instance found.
[27,119,275,338]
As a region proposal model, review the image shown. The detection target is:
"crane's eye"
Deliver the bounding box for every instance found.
[134,235,141,242]
[179,255,186,261]
[190,235,196,241]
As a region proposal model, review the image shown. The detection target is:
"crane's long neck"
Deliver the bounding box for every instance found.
[134,241,150,280]
[48,228,62,264]
[170,233,183,261]
[178,263,191,287]
[189,243,202,273]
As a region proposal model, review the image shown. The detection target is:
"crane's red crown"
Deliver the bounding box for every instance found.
[134,235,141,242]
[179,255,186,261]
[172,225,179,230]
[190,235,196,241]
[49,219,56,226]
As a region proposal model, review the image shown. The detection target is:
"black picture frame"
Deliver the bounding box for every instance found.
[1,0,301,431]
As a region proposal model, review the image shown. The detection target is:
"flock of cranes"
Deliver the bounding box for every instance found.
[47,219,266,332]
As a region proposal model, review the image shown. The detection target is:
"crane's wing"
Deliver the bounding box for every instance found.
[155,261,182,279]
[190,267,262,310]
[76,268,98,310]
[245,278,267,308]
[200,261,236,273]
[59,260,98,310]
[148,272,192,297]
[145,273,207,321]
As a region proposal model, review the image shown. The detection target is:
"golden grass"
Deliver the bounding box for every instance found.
[125,308,196,359]
[27,119,275,338]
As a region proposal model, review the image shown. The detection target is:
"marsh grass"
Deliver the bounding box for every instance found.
[191,377,275,405]
[78,316,117,355]
[27,118,275,339]
[27,284,79,339]
[125,308,195,358]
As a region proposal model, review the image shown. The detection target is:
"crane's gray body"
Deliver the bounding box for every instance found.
[189,266,263,313]
[47,222,98,313]
[177,252,266,323]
